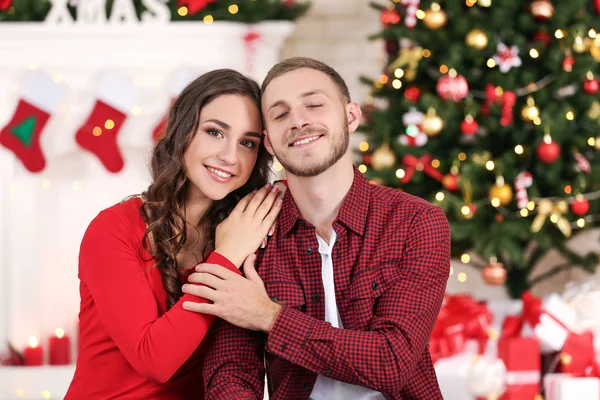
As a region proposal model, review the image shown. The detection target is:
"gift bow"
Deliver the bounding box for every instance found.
[481,84,516,126]
[513,291,600,379]
[531,199,572,237]
[401,154,443,184]
[390,47,423,81]
[429,294,493,363]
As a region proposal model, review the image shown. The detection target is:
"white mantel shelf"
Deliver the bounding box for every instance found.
[0,21,294,79]
[0,365,75,400]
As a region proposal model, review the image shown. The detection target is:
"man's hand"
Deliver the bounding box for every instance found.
[182,255,282,333]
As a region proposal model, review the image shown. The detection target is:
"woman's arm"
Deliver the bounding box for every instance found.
[79,209,240,384]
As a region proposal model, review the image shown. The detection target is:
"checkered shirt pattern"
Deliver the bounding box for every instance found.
[203,167,451,400]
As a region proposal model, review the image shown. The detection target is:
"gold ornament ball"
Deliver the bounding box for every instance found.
[530,0,554,20]
[489,183,513,206]
[371,144,397,170]
[423,9,447,30]
[422,113,445,136]
[466,29,488,50]
[521,104,540,121]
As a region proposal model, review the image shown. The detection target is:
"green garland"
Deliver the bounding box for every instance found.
[0,0,310,23]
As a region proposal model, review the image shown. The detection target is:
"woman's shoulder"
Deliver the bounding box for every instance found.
[88,196,145,236]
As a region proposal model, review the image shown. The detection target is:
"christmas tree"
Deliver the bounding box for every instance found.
[360,0,600,298]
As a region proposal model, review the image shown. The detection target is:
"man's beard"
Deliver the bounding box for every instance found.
[271,117,349,178]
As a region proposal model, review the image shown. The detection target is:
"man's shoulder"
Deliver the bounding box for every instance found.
[368,183,440,218]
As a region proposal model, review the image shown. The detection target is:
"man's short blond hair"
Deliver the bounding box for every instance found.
[261,57,351,102]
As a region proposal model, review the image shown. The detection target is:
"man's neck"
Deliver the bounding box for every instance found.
[286,154,354,243]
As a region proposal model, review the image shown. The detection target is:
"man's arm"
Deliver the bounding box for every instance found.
[265,206,450,394]
[203,318,266,400]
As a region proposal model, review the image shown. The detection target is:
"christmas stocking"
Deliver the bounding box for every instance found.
[152,69,195,143]
[0,72,66,172]
[75,72,138,173]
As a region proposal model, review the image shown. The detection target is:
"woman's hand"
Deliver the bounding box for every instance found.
[214,183,283,268]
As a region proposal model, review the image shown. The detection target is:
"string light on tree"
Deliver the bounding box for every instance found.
[521,96,540,121]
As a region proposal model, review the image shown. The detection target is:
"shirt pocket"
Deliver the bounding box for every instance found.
[346,261,401,330]
[264,281,306,309]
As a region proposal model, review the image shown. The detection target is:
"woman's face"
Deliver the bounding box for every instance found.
[184,94,263,202]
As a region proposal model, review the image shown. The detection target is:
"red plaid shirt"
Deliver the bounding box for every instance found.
[203,167,450,399]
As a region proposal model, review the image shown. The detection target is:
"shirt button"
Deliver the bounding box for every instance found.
[270,296,279,302]
[325,369,332,375]
[312,294,321,302]
[306,248,313,255]
[372,282,379,290]
[299,220,305,226]
[303,383,312,390]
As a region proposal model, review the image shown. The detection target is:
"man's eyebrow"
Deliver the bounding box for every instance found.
[267,90,328,111]
[201,119,230,130]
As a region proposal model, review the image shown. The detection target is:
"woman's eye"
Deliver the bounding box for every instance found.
[207,128,223,137]
[240,140,257,149]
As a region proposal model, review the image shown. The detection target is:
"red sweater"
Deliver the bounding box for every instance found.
[66,197,239,400]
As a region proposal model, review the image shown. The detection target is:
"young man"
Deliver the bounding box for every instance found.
[182,57,451,399]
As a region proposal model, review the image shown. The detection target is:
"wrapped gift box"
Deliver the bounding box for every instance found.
[522,292,578,354]
[498,337,541,400]
[545,374,600,400]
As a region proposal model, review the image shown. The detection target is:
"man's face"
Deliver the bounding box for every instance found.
[261,68,359,177]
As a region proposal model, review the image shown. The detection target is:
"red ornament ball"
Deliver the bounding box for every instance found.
[583,77,599,95]
[562,56,575,72]
[533,31,552,47]
[404,86,421,103]
[363,153,373,165]
[381,9,401,25]
[571,196,590,216]
[537,140,561,163]
[436,73,469,102]
[482,262,507,285]
[460,117,479,135]
[442,174,460,191]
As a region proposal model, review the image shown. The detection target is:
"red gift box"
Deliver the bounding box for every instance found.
[498,337,541,400]
[560,331,599,377]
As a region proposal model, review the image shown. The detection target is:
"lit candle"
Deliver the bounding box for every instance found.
[24,336,43,366]
[49,328,71,365]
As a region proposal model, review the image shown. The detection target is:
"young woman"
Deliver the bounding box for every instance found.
[65,69,281,399]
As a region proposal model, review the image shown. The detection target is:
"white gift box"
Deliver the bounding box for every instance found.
[522,294,578,354]
[545,375,600,400]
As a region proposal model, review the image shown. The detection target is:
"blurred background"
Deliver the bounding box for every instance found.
[0,0,599,399]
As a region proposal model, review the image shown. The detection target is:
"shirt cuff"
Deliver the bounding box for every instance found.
[205,251,241,275]
[266,306,317,363]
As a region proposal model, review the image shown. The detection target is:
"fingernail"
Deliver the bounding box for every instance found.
[271,185,279,193]
[265,183,272,189]
[182,284,189,291]
[251,255,257,263]
[268,227,275,236]
[252,189,258,194]
[277,198,283,206]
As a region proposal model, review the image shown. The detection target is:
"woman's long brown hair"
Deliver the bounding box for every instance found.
[141,69,272,310]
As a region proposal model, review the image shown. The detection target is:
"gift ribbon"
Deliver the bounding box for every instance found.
[505,370,541,385]
[243,31,262,75]
[401,154,443,184]
[481,84,516,126]
[531,199,572,237]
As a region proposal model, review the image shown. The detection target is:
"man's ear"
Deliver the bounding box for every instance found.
[346,102,362,133]
[263,129,275,156]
